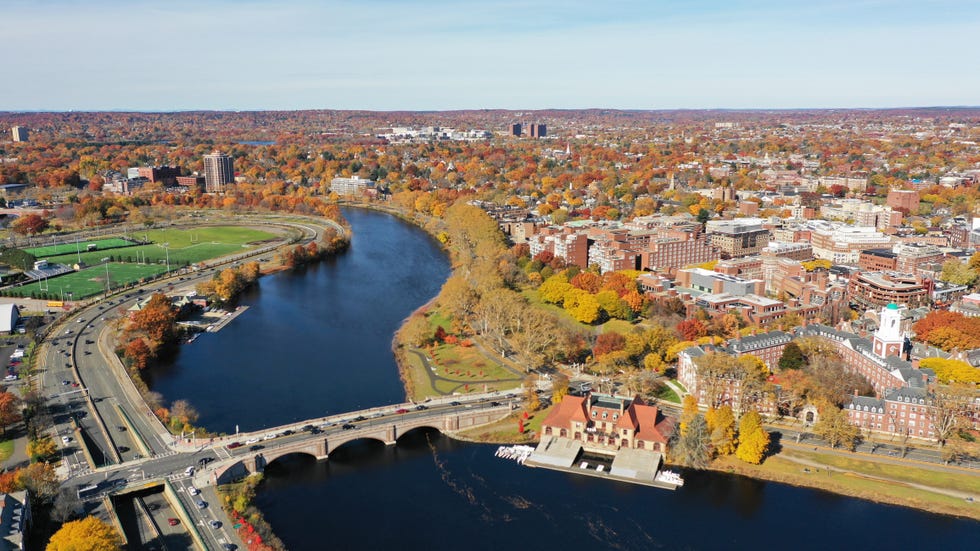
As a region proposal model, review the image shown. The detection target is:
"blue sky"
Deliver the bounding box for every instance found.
[2,0,978,111]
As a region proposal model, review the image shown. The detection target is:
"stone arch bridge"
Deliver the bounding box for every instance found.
[211,404,511,485]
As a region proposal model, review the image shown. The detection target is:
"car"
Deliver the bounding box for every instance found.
[85,339,94,345]
[198,457,213,466]
[342,423,356,430]
[262,433,277,441]
[490,401,502,407]
[450,401,462,406]
[188,486,199,495]
[167,518,180,526]
[354,415,367,422]
[71,382,79,388]
[209,520,222,529]
[226,442,243,449]
[281,429,295,436]
[3,375,16,381]
[77,319,85,323]
[222,544,238,551]
[196,500,207,509]
[245,437,260,444]
[62,380,70,386]
[185,466,195,476]
[301,424,315,432]
[249,445,264,451]
[133,454,143,460]
[395,408,409,414]
[65,363,71,368]
[61,436,72,444]
[310,428,321,435]
[118,425,127,432]
[415,405,428,411]
[118,446,129,453]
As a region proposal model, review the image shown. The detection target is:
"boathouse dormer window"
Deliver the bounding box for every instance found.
[602,412,608,419]
[592,411,597,417]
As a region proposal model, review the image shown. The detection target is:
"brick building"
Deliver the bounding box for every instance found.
[705,218,771,258]
[540,394,673,454]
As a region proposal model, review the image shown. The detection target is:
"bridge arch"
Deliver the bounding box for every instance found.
[395,425,442,443]
[261,450,319,471]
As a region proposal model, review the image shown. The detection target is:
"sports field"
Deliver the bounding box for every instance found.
[25,238,136,258]
[41,226,278,267]
[9,263,168,299]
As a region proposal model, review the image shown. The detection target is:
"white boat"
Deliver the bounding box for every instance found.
[656,469,685,486]
[494,445,535,464]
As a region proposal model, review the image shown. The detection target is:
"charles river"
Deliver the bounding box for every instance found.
[149,208,979,550]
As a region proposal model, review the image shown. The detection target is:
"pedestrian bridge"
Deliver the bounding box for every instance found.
[209,402,512,485]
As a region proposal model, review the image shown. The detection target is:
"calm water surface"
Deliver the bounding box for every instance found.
[153,208,980,550]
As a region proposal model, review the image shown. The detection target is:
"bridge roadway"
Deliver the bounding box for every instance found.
[68,396,514,550]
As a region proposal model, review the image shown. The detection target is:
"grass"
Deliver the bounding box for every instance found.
[0,439,14,464]
[455,403,555,444]
[782,449,980,494]
[25,237,135,258]
[711,450,980,520]
[42,226,278,268]
[656,384,680,403]
[10,263,167,299]
[431,343,515,382]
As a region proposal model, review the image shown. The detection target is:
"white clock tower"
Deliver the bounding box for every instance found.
[872,303,904,358]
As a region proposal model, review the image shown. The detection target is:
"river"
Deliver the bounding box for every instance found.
[152,208,980,549]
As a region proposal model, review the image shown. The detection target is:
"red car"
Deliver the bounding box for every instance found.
[226,442,243,449]
[395,408,409,414]
[168,518,180,526]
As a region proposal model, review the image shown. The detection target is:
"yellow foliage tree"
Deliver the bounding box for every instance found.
[919,358,980,384]
[680,395,699,437]
[47,517,123,551]
[735,410,770,464]
[705,405,737,456]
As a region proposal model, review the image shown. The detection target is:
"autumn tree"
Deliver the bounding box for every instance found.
[551,372,570,403]
[593,332,626,358]
[705,405,737,456]
[679,395,699,436]
[27,437,57,462]
[676,318,708,341]
[735,410,770,464]
[928,383,975,446]
[17,462,59,501]
[812,405,859,450]
[524,374,541,411]
[0,391,21,436]
[10,213,49,236]
[47,516,123,551]
[128,292,178,346]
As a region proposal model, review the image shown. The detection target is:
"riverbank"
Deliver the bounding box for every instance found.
[710,446,979,520]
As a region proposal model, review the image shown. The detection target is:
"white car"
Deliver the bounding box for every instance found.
[245,437,260,444]
[188,486,199,496]
[61,436,72,444]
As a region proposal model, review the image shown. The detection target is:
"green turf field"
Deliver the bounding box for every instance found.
[25,238,136,258]
[41,226,278,267]
[8,263,168,299]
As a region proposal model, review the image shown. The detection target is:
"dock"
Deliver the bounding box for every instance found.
[522,436,683,490]
[205,306,249,333]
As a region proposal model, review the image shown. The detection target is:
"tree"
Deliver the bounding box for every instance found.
[10,213,49,236]
[437,276,479,332]
[47,516,123,551]
[170,399,199,430]
[928,383,974,446]
[812,406,859,450]
[735,410,770,464]
[538,273,572,304]
[939,259,978,286]
[0,391,21,436]
[705,405,737,456]
[401,313,433,348]
[679,395,699,436]
[563,288,601,324]
[551,372,570,403]
[524,374,541,411]
[778,341,805,370]
[676,319,707,341]
[674,413,711,469]
[123,338,152,370]
[17,462,59,500]
[27,437,57,462]
[593,332,626,358]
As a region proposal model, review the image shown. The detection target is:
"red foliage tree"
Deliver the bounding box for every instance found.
[570,272,602,294]
[593,332,626,358]
[677,319,708,341]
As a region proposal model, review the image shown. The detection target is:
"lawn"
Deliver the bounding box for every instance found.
[455,403,555,444]
[713,452,980,520]
[40,226,279,268]
[25,237,136,258]
[0,439,13,464]
[9,263,167,299]
[430,343,515,382]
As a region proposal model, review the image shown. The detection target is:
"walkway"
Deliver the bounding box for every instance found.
[407,348,523,396]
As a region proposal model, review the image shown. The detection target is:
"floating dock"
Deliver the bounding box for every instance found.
[206,306,249,333]
[522,436,683,490]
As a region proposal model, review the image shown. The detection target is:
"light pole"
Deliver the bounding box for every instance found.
[75,234,81,264]
[163,243,170,273]
[102,257,111,297]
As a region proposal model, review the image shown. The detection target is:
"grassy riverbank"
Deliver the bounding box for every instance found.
[709,448,980,520]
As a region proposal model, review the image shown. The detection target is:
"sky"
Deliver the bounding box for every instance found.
[2,0,979,111]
